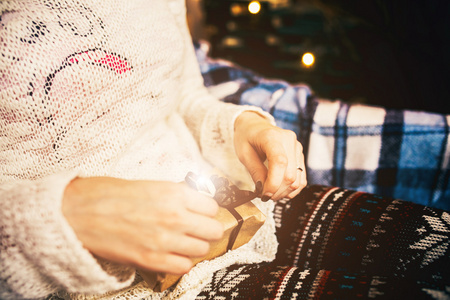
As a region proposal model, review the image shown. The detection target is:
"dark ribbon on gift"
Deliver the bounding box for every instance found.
[219,190,253,251]
[226,207,244,251]
[184,172,257,251]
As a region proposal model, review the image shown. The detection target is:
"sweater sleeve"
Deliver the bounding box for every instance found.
[170,0,275,187]
[0,172,135,299]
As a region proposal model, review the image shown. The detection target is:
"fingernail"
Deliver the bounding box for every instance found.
[255,181,263,196]
[261,195,271,202]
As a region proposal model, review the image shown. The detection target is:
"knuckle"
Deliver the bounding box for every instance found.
[264,127,279,138]
[262,128,282,142]
[286,130,297,140]
[290,180,301,190]
[284,172,297,184]
[162,212,185,229]
[272,154,288,167]
[153,230,171,246]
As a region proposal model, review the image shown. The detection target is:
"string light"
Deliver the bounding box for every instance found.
[248,1,261,14]
[230,3,244,16]
[302,52,315,67]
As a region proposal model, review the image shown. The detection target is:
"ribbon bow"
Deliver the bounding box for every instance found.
[184,172,258,209]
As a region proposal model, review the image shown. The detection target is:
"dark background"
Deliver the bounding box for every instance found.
[188,0,450,114]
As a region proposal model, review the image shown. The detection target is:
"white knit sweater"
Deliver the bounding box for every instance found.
[0,0,278,299]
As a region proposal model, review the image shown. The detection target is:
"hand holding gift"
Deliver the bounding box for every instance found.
[139,172,266,292]
[234,111,307,201]
[62,177,223,276]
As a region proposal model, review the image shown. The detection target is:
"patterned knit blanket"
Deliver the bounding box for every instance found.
[197,185,450,299]
[194,41,450,210]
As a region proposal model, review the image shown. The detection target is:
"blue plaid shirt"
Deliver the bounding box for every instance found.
[195,41,450,210]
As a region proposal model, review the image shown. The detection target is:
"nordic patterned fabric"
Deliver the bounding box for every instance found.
[196,42,450,211]
[197,185,450,299]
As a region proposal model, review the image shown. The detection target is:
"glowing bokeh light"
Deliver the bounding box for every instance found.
[230,4,243,16]
[302,52,315,67]
[248,1,261,14]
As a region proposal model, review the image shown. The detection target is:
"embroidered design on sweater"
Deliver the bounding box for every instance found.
[43,0,105,37]
[28,49,132,163]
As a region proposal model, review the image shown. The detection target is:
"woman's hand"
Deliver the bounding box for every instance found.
[234,111,307,201]
[62,177,223,275]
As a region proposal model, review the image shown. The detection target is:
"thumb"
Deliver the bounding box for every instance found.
[240,145,267,192]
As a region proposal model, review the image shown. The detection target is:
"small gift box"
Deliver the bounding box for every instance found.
[139,173,265,292]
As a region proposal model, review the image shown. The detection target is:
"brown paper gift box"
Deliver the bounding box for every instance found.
[139,201,266,292]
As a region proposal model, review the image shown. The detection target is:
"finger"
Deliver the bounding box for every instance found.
[143,226,212,258]
[266,138,304,200]
[262,142,289,199]
[272,137,299,200]
[183,188,220,217]
[157,206,224,241]
[137,251,193,275]
[165,233,211,258]
[87,226,196,275]
[287,141,305,193]
[287,151,307,199]
[182,212,224,241]
[238,144,268,187]
[286,168,307,199]
[273,169,301,200]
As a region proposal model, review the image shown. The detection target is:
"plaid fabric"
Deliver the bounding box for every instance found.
[195,41,450,210]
